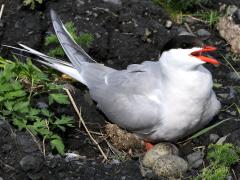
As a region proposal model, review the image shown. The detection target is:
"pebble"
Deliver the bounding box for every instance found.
[196,29,211,37]
[226,5,238,16]
[165,20,172,29]
[36,101,48,109]
[0,177,3,180]
[19,155,43,172]
[209,134,220,143]
[153,155,188,177]
[143,143,179,168]
[186,151,204,169]
[76,0,85,7]
[103,0,122,5]
[228,72,240,81]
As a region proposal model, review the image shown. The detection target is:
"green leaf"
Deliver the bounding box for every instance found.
[41,109,52,117]
[4,101,14,111]
[13,119,27,130]
[54,115,74,131]
[50,136,65,155]
[13,101,29,113]
[48,93,69,105]
[185,118,232,141]
[4,90,26,99]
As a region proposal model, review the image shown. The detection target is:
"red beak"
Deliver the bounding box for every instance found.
[190,46,219,65]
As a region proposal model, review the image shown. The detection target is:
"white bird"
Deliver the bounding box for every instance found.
[5,10,221,143]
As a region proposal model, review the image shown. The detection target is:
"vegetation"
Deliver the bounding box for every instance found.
[22,0,44,10]
[152,0,220,26]
[196,143,240,180]
[45,21,94,57]
[0,56,74,155]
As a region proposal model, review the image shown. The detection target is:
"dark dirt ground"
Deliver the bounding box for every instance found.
[0,0,240,179]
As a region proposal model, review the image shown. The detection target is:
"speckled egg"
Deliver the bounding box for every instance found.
[152,155,188,177]
[142,143,179,168]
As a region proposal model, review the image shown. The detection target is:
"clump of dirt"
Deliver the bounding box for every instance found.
[105,123,145,153]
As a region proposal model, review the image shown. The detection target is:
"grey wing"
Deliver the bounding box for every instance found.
[50,9,96,71]
[89,61,163,134]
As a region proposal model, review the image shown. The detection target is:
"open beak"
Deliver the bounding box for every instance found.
[190,46,219,65]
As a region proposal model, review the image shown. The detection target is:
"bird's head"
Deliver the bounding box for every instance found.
[160,35,219,69]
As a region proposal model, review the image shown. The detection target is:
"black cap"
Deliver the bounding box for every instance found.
[161,35,204,53]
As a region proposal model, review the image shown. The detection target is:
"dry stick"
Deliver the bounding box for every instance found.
[26,128,44,154]
[64,88,108,161]
[0,4,4,20]
[184,22,194,35]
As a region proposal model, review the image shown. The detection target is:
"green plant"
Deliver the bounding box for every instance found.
[152,0,211,13]
[22,0,44,10]
[192,10,220,26]
[0,57,74,155]
[196,143,240,180]
[200,166,229,180]
[45,21,94,57]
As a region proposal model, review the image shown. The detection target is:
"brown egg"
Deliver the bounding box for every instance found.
[153,155,188,177]
[142,143,179,168]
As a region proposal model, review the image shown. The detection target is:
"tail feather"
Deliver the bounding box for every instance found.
[50,9,96,73]
[2,44,87,84]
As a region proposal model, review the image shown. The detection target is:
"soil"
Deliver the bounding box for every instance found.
[0,0,240,179]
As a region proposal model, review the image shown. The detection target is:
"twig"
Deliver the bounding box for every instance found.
[26,128,43,154]
[64,88,108,161]
[184,15,207,23]
[221,55,240,79]
[0,4,4,20]
[42,136,46,157]
[0,158,15,171]
[184,22,194,35]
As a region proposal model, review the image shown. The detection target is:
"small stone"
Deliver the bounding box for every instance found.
[233,9,240,24]
[165,20,172,29]
[20,155,43,172]
[153,155,188,177]
[103,0,122,5]
[145,28,151,37]
[36,101,48,109]
[228,72,240,80]
[218,93,228,99]
[196,29,211,37]
[65,153,84,162]
[143,143,179,168]
[209,134,220,143]
[226,5,238,16]
[0,177,3,180]
[186,151,204,169]
[111,159,120,164]
[76,0,85,7]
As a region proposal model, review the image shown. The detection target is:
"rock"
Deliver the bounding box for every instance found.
[19,155,43,172]
[226,5,238,16]
[0,177,3,180]
[186,151,204,169]
[228,72,240,80]
[103,0,122,5]
[209,133,220,143]
[233,9,240,24]
[36,101,48,109]
[152,155,188,177]
[143,143,179,168]
[196,29,211,37]
[217,6,240,54]
[65,153,85,162]
[165,20,172,29]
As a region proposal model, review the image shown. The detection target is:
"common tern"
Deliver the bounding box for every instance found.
[4,10,221,143]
